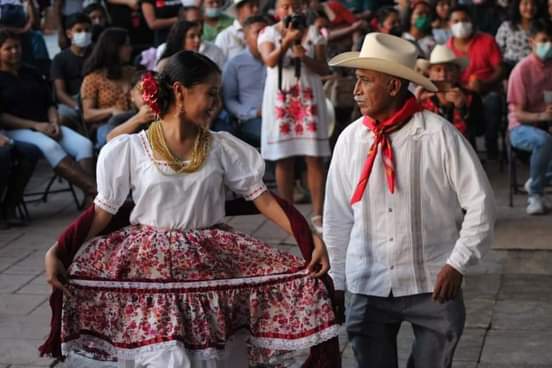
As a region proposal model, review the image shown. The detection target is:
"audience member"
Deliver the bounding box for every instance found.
[0,130,40,227]
[0,31,96,206]
[447,4,504,159]
[215,0,260,60]
[106,71,156,141]
[432,0,452,44]
[496,0,537,72]
[141,0,180,46]
[417,45,484,142]
[223,15,268,146]
[83,2,110,43]
[507,19,552,215]
[202,0,234,42]
[105,0,153,53]
[374,6,401,35]
[258,0,331,233]
[402,0,436,58]
[51,13,92,135]
[158,21,225,70]
[81,27,134,147]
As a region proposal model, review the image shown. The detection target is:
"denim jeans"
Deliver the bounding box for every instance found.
[510,125,552,194]
[237,117,262,147]
[96,111,135,149]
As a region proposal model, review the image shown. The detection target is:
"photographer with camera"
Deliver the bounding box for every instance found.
[258,0,331,234]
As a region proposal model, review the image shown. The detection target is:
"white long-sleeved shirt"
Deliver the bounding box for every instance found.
[215,20,246,61]
[323,110,496,297]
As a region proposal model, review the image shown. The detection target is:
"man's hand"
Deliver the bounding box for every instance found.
[0,134,11,147]
[433,264,463,303]
[291,44,306,59]
[445,88,467,109]
[34,122,56,138]
[334,290,346,324]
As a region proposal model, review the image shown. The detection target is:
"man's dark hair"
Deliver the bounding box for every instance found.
[243,15,269,28]
[449,4,472,19]
[529,18,552,38]
[64,12,91,30]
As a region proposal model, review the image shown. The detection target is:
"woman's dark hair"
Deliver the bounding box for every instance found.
[161,21,201,61]
[0,30,20,48]
[82,27,129,79]
[155,51,221,116]
[376,6,399,25]
[508,0,535,30]
[402,1,434,34]
[83,3,108,18]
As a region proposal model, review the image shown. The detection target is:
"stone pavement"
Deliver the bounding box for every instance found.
[1,161,552,368]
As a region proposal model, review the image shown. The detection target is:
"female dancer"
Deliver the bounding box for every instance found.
[44,51,339,367]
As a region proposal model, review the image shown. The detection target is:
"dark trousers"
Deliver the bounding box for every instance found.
[346,292,465,368]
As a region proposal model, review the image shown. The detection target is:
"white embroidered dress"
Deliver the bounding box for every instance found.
[61,131,339,367]
[258,25,331,161]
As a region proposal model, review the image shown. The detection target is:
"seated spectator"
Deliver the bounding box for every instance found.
[157,21,225,70]
[447,4,504,159]
[83,2,110,43]
[496,0,537,72]
[402,0,436,58]
[215,0,260,60]
[202,0,234,42]
[507,19,552,215]
[417,45,484,142]
[0,0,50,75]
[374,6,401,36]
[81,27,135,148]
[0,131,40,227]
[51,13,92,136]
[432,0,452,44]
[0,31,96,206]
[141,0,180,46]
[223,15,268,146]
[106,71,156,141]
[180,5,202,22]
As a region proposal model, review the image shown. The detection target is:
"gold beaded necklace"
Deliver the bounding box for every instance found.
[146,120,211,175]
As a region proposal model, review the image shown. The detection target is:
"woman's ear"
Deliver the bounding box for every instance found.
[173,82,186,112]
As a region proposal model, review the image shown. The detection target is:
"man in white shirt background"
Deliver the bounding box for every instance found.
[324,33,496,368]
[215,0,260,61]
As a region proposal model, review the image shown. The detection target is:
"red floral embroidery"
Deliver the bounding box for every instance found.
[274,83,319,139]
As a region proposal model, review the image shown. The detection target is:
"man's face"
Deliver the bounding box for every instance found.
[67,22,91,41]
[428,63,460,83]
[449,10,470,27]
[238,0,260,22]
[353,69,397,118]
[245,21,267,54]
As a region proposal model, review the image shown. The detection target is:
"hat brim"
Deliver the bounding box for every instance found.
[329,52,438,92]
[427,57,469,71]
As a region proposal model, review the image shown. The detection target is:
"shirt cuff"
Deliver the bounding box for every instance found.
[94,194,120,215]
[243,183,268,201]
[328,270,346,291]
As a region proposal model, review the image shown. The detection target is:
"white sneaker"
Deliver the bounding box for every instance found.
[527,195,545,215]
[524,178,551,209]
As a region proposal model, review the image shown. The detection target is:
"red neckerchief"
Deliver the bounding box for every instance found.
[350,96,421,205]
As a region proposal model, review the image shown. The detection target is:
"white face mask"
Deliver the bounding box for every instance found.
[72,31,92,48]
[451,21,472,39]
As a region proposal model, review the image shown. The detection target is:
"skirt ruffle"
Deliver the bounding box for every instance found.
[61,225,339,365]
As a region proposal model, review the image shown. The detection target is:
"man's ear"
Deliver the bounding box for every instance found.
[388,78,404,97]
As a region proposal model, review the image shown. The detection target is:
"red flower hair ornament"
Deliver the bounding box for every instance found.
[141,72,161,115]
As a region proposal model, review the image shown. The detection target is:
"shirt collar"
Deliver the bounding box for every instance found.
[233,19,243,32]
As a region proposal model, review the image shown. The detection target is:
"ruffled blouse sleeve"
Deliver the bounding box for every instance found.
[94,135,132,214]
[218,132,267,201]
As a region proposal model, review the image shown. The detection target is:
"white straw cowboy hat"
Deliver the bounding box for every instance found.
[329,33,437,92]
[417,45,469,72]
[225,0,250,17]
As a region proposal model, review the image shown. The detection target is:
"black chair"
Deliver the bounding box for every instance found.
[24,170,83,216]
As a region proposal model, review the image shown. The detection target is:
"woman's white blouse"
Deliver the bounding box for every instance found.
[94,130,267,230]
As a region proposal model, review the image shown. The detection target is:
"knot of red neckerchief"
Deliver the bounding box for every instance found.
[350,96,421,205]
[141,72,161,115]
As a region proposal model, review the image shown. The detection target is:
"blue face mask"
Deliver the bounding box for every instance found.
[535,42,552,61]
[204,6,222,18]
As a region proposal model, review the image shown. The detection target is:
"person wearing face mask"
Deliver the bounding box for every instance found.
[508,19,552,215]
[51,13,93,135]
[203,0,234,42]
[447,4,504,160]
[402,0,436,59]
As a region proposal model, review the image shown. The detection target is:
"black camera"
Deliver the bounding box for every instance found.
[283,14,307,30]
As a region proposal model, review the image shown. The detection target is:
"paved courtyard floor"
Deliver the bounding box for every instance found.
[1,160,551,368]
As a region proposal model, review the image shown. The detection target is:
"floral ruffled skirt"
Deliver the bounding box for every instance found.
[61,225,339,366]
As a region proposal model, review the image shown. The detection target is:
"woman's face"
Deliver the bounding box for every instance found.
[183,25,202,52]
[411,3,431,30]
[89,9,107,26]
[276,0,302,20]
[435,0,451,20]
[180,72,222,127]
[118,37,133,64]
[519,0,536,20]
[0,38,21,67]
[379,12,400,34]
